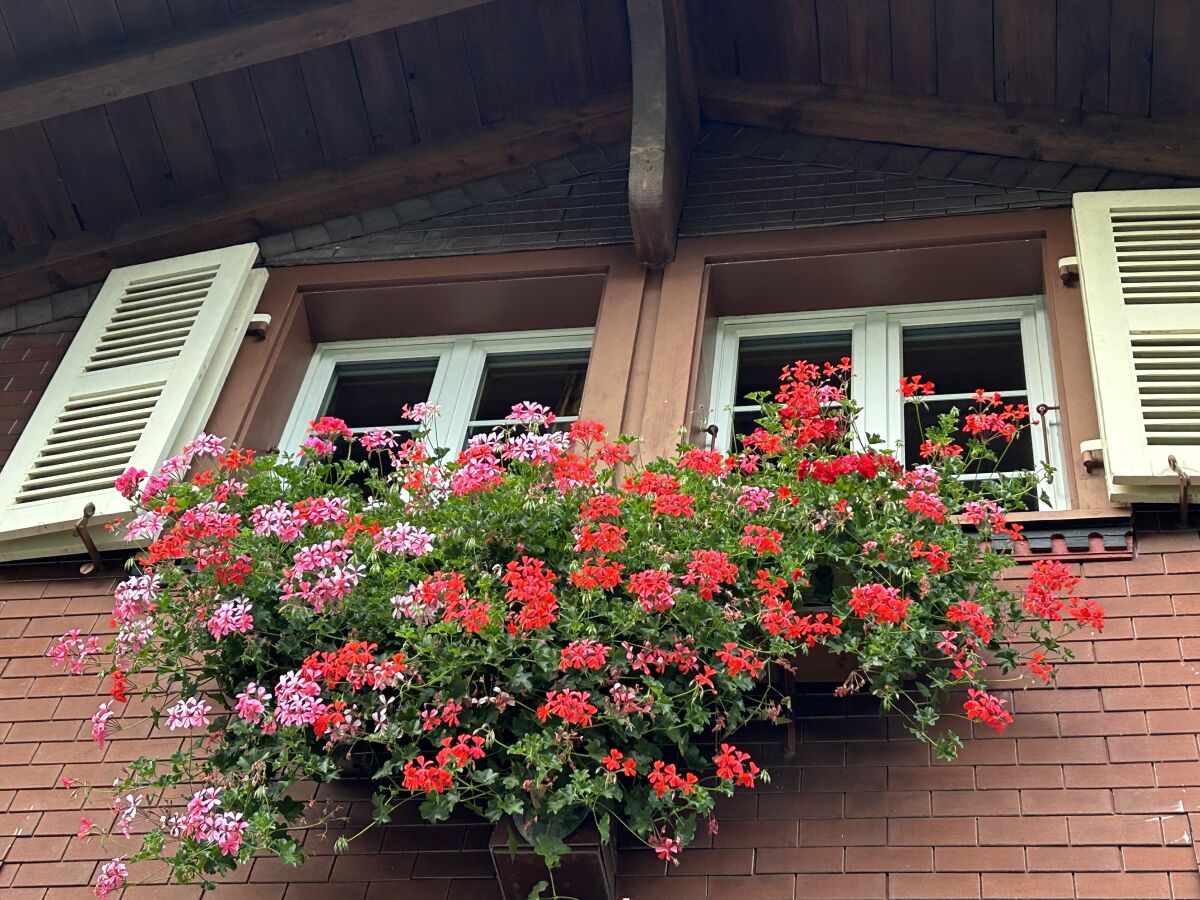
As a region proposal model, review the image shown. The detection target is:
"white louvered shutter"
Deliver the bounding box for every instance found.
[0,244,266,559]
[1073,188,1200,503]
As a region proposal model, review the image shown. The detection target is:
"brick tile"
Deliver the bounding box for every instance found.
[890,873,980,898]
[1068,814,1164,844]
[839,742,928,770]
[1019,788,1113,814]
[1134,616,1200,638]
[844,791,930,818]
[1138,532,1200,553]
[982,873,1075,898]
[1027,846,1121,871]
[1143,660,1200,685]
[1064,763,1155,788]
[613,878,707,900]
[800,767,885,792]
[1075,873,1171,899]
[1121,845,1198,870]
[844,846,931,872]
[1096,639,1180,662]
[411,851,492,879]
[1053,663,1140,688]
[976,765,1062,789]
[754,847,843,874]
[887,817,976,847]
[706,874,794,899]
[1103,686,1189,709]
[1099,595,1174,618]
[1170,873,1200,900]
[1155,761,1200,786]
[329,853,416,881]
[250,857,333,883]
[711,819,797,848]
[792,873,885,899]
[12,862,95,886]
[888,766,973,791]
[1008,696,1099,715]
[1083,555,1165,576]
[1164,551,1200,573]
[798,819,885,847]
[202,888,284,900]
[1017,737,1107,764]
[1129,573,1200,595]
[933,789,1019,816]
[1060,711,1147,736]
[933,846,1025,872]
[935,740,1016,766]
[758,791,844,820]
[1114,786,1200,813]
[380,825,465,852]
[672,849,754,876]
[978,816,1067,846]
[5,835,70,861]
[1109,734,1198,762]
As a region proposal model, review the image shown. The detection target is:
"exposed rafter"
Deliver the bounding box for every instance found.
[0,0,493,133]
[700,76,1200,180]
[625,0,698,267]
[0,92,631,304]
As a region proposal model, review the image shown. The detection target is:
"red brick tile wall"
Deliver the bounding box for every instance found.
[2,531,1200,899]
[0,317,83,470]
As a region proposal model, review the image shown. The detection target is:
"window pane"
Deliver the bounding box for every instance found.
[470,350,590,423]
[734,333,853,404]
[902,322,1026,395]
[324,360,439,429]
[903,397,1035,473]
[732,409,764,440]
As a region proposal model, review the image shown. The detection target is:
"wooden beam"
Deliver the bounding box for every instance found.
[0,0,493,133]
[0,92,631,304]
[626,0,698,267]
[699,76,1200,179]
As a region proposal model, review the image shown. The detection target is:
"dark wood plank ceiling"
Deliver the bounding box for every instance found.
[0,0,631,250]
[0,0,1197,305]
[688,0,1198,119]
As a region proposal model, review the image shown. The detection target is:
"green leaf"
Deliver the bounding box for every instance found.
[532,833,570,869]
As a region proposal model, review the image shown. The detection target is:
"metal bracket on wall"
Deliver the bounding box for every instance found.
[73,502,104,576]
[1035,403,1060,468]
[1168,455,1191,528]
[1057,256,1079,285]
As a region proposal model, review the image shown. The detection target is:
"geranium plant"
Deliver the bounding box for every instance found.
[54,360,1103,898]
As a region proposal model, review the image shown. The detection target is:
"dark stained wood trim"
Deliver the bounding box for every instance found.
[0,0,494,133]
[0,91,632,304]
[699,75,1200,179]
[626,0,698,267]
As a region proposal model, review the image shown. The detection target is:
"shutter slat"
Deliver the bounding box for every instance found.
[1073,188,1200,498]
[0,244,265,554]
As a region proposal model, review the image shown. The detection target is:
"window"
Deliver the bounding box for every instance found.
[707,297,1066,507]
[281,328,593,454]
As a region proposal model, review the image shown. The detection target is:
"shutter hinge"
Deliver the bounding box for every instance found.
[246,313,271,340]
[1168,455,1191,528]
[1080,439,1103,473]
[73,502,104,576]
[1057,256,1079,285]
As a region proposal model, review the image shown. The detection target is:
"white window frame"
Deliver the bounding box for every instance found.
[281,327,594,453]
[708,296,1067,508]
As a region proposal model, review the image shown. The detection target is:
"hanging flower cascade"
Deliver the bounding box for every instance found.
[52,361,1102,897]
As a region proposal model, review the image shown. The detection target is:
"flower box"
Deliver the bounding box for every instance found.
[489,818,616,900]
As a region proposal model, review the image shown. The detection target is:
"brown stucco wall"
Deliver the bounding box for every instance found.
[2,528,1200,899]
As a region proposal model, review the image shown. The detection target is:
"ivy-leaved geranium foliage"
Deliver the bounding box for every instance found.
[56,360,1103,897]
